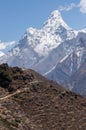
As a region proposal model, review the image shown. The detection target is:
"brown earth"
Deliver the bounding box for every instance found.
[0,63,86,130]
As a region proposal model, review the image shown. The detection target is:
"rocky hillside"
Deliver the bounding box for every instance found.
[0,64,86,130]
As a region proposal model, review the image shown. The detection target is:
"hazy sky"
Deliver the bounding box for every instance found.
[0,0,86,41]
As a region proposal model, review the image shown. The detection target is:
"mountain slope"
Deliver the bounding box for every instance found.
[0,10,86,96]
[70,63,86,96]
[0,64,86,130]
[45,31,86,95]
[0,10,77,68]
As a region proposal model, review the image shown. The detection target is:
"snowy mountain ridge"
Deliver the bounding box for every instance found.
[0,10,86,96]
[20,10,77,57]
[0,41,17,57]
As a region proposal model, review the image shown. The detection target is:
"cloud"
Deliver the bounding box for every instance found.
[59,0,86,14]
[0,43,6,50]
[0,41,16,50]
[79,0,86,13]
[59,3,77,11]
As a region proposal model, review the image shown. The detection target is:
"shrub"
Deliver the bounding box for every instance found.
[0,63,12,88]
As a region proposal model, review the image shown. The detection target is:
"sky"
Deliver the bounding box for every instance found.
[0,0,86,42]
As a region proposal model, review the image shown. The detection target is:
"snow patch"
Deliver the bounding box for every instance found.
[60,55,69,63]
[43,64,57,76]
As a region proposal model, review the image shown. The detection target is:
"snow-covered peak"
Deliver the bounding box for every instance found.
[43,10,70,30]
[25,27,37,35]
[19,10,77,57]
[50,10,62,19]
[78,29,86,33]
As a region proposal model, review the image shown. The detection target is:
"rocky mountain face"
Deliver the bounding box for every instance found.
[0,10,86,96]
[70,63,86,96]
[0,64,86,130]
[45,31,86,96]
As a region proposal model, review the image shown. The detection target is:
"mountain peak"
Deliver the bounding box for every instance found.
[43,10,70,30]
[50,10,62,19]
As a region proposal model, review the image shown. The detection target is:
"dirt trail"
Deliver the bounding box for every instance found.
[0,80,41,101]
